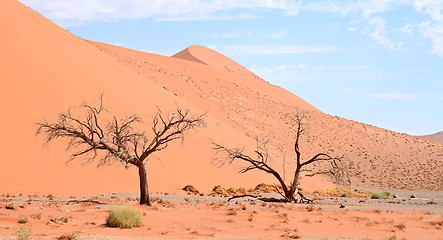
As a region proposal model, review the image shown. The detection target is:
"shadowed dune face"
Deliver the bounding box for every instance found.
[417,131,443,145]
[1,0,442,198]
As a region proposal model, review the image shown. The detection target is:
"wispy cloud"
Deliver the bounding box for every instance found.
[365,15,404,50]
[20,0,299,26]
[210,44,337,56]
[20,0,443,56]
[368,92,429,100]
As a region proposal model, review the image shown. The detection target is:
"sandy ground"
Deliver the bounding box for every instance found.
[1,0,442,200]
[1,192,442,240]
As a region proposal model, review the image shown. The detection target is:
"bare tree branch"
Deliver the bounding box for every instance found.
[36,96,206,206]
[212,110,350,203]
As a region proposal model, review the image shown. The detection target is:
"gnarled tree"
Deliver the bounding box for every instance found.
[212,111,349,203]
[36,96,206,206]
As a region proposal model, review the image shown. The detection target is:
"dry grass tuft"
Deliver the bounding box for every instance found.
[182,185,200,195]
[17,216,28,224]
[254,183,277,193]
[212,185,228,196]
[5,204,15,210]
[57,233,78,240]
[15,225,32,240]
[106,206,143,229]
[394,223,406,231]
[227,208,237,216]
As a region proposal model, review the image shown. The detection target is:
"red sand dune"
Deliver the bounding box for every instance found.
[1,0,442,199]
[92,42,443,192]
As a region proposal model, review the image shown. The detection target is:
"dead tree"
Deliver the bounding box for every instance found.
[36,95,206,206]
[212,111,349,203]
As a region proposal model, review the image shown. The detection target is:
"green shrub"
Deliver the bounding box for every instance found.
[15,225,32,240]
[340,193,352,198]
[410,194,416,199]
[371,193,382,199]
[380,191,391,199]
[313,187,372,198]
[371,191,390,199]
[106,206,143,229]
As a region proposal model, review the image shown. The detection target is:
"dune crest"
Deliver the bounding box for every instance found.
[172,45,254,77]
[172,46,208,65]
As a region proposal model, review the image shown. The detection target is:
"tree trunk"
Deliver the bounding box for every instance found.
[138,163,151,206]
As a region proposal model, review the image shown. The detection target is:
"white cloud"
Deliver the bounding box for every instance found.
[400,23,414,36]
[20,0,300,26]
[302,1,407,51]
[366,16,403,50]
[211,44,337,56]
[19,0,443,56]
[368,92,429,100]
[413,0,443,56]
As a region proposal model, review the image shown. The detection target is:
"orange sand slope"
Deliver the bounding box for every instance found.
[1,0,442,198]
[92,41,443,191]
[0,0,263,196]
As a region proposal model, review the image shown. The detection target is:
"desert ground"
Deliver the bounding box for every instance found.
[1,190,442,240]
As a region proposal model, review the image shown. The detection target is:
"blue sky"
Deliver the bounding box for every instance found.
[21,0,443,135]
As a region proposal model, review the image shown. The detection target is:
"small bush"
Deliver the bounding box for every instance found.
[289,233,301,239]
[227,187,237,195]
[5,204,15,210]
[212,185,227,196]
[371,193,381,199]
[227,208,237,216]
[313,187,373,198]
[47,194,55,200]
[50,216,69,224]
[182,185,200,195]
[15,225,32,240]
[254,183,276,193]
[395,223,406,231]
[106,206,143,228]
[57,233,78,240]
[18,216,28,224]
[371,192,390,199]
[305,204,315,212]
[380,191,391,199]
[237,187,247,194]
[31,213,42,220]
[340,193,352,198]
[409,194,416,199]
